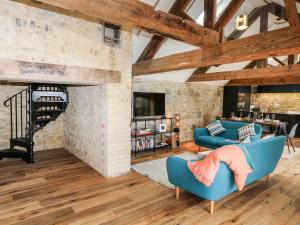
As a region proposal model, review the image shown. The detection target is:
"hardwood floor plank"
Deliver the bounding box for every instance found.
[11,207,74,225]
[0,143,298,225]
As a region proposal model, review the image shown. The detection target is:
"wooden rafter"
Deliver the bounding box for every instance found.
[271,2,299,69]
[14,0,219,47]
[214,0,245,42]
[257,6,269,68]
[272,57,285,65]
[133,28,300,76]
[284,0,300,30]
[288,55,295,64]
[214,0,245,30]
[243,61,257,69]
[269,2,288,20]
[187,61,257,82]
[137,0,193,63]
[137,36,166,63]
[190,67,210,77]
[204,0,217,29]
[188,64,300,82]
[187,4,263,82]
[226,76,300,86]
[189,2,300,84]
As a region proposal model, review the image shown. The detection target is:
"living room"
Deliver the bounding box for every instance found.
[0,0,299,224]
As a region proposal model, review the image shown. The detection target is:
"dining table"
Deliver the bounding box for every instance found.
[223,117,288,135]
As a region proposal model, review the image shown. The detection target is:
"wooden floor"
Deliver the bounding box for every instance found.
[0,141,299,225]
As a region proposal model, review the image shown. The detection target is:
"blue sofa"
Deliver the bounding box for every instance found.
[194,120,262,149]
[167,136,285,214]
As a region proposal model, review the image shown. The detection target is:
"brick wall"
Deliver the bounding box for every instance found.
[0,1,132,177]
[132,79,224,142]
[251,93,300,113]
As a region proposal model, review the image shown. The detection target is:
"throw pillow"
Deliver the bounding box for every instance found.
[206,120,226,136]
[241,136,251,144]
[238,123,256,140]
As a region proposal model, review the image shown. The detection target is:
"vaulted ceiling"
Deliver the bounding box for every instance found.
[133,0,300,85]
[16,0,300,86]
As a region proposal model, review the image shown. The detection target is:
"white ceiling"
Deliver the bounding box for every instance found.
[133,0,296,85]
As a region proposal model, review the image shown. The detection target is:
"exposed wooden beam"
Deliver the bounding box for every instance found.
[257,6,269,68]
[284,0,300,30]
[14,0,219,47]
[226,76,300,86]
[0,59,120,85]
[186,67,210,82]
[268,2,299,70]
[188,64,300,82]
[272,57,285,65]
[137,0,193,63]
[133,28,300,76]
[214,0,245,30]
[188,2,299,83]
[169,0,191,13]
[137,36,165,63]
[269,2,288,20]
[243,61,257,69]
[288,55,295,64]
[189,5,261,82]
[227,2,298,40]
[169,0,194,20]
[204,0,217,29]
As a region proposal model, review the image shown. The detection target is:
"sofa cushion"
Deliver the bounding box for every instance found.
[198,136,240,147]
[238,123,256,140]
[198,136,221,146]
[220,128,239,140]
[206,120,226,136]
[216,138,240,147]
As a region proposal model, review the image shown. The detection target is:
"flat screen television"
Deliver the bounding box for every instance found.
[133,92,165,117]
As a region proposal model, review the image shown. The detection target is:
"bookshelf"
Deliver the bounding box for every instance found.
[131,116,173,157]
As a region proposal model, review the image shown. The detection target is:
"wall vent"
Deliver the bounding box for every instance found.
[103,23,121,44]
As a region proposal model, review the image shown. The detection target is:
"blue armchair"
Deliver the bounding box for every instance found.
[194,120,262,149]
[167,136,285,214]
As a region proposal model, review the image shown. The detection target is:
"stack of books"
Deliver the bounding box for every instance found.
[131,138,154,152]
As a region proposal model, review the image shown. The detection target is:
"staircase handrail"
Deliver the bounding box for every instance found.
[4,88,28,107]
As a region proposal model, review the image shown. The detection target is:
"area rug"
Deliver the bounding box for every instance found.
[281,146,300,160]
[132,146,299,189]
[131,152,210,189]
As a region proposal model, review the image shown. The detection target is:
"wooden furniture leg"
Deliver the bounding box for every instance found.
[209,201,215,215]
[287,138,291,154]
[176,187,180,200]
[266,174,271,181]
[289,137,296,152]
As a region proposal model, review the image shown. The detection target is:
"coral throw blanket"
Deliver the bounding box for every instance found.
[187,145,253,191]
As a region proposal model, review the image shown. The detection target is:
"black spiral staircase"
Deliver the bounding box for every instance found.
[0,84,68,163]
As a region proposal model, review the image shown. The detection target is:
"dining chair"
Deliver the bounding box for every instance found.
[275,122,287,136]
[286,123,299,154]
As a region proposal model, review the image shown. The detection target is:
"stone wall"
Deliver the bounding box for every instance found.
[0,1,132,177]
[0,84,63,151]
[251,93,300,113]
[132,79,224,142]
